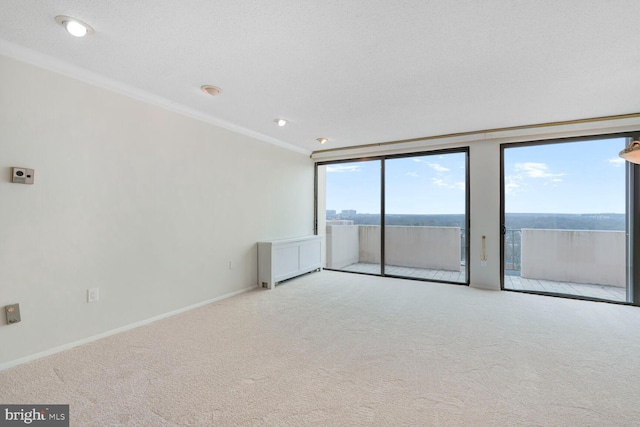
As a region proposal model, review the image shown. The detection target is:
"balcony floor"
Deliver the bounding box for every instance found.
[339,263,627,302]
[504,274,626,302]
[340,262,466,283]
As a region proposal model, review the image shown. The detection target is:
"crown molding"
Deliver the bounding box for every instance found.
[0,39,310,156]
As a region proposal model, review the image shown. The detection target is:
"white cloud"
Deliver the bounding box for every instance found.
[326,165,360,173]
[405,172,419,178]
[506,163,564,195]
[429,163,450,173]
[608,157,625,167]
[505,179,520,194]
[432,178,464,191]
[412,158,450,172]
[514,162,564,179]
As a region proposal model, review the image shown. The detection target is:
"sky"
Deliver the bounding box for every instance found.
[324,152,466,215]
[323,137,627,215]
[504,137,626,214]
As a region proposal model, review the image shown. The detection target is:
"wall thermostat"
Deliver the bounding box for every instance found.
[11,167,34,184]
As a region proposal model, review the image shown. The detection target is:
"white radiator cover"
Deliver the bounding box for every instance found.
[258,236,322,289]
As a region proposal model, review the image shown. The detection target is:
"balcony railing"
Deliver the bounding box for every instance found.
[325,225,625,289]
[504,229,521,273]
[326,225,463,272]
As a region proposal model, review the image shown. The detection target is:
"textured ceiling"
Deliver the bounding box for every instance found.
[1,1,640,154]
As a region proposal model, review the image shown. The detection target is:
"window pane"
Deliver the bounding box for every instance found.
[503,138,628,302]
[320,160,381,275]
[385,152,467,283]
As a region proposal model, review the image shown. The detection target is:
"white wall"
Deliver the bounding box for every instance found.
[521,229,625,287]
[469,141,501,289]
[325,225,359,269]
[329,225,462,271]
[381,226,461,271]
[358,225,381,265]
[0,55,314,365]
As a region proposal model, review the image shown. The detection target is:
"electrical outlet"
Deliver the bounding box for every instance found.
[87,288,99,303]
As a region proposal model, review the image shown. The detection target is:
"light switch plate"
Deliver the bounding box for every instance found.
[5,304,21,324]
[11,167,34,184]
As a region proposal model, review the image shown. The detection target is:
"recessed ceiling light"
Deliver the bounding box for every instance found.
[274,118,287,127]
[317,138,328,144]
[201,85,222,96]
[55,15,94,37]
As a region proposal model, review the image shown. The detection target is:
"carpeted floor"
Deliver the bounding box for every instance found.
[1,270,640,426]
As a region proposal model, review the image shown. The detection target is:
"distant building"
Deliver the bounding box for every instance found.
[327,220,354,225]
[341,209,357,217]
[326,210,337,218]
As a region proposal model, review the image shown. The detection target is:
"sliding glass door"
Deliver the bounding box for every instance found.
[319,159,381,275]
[316,149,469,285]
[501,136,631,302]
[384,152,468,283]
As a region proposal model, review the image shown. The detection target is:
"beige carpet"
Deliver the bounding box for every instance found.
[1,270,640,426]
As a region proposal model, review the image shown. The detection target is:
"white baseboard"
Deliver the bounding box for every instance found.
[0,285,257,372]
